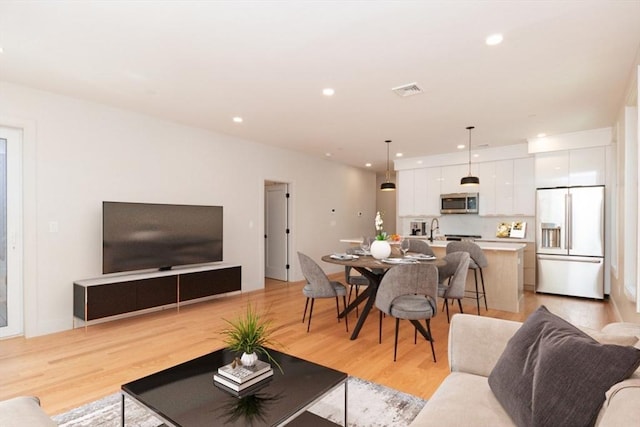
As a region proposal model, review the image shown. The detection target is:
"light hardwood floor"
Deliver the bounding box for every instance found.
[0,273,615,417]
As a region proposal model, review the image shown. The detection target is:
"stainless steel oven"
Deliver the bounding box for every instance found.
[440,193,479,214]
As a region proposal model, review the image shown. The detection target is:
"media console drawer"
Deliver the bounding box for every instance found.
[74,264,241,325]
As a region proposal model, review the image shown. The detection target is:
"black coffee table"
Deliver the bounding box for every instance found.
[121,348,347,426]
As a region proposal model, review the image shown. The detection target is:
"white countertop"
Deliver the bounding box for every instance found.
[340,238,526,252]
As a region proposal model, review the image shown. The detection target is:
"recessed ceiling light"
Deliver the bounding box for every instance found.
[485,33,503,46]
[416,160,423,165]
[0,47,4,54]
[322,88,335,96]
[365,163,372,167]
[537,133,547,138]
[232,116,243,123]
[396,153,403,157]
[457,144,465,149]
[325,152,332,157]
[473,153,480,158]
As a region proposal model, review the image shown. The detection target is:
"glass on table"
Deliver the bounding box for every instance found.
[360,236,371,254]
[400,239,410,257]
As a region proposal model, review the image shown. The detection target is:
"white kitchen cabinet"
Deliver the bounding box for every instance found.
[398,169,415,217]
[441,163,478,194]
[478,162,496,216]
[569,146,606,186]
[398,168,441,216]
[478,158,534,216]
[494,160,514,214]
[535,151,569,188]
[535,147,605,188]
[513,157,535,215]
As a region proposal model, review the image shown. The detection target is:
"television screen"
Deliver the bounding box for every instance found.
[103,202,223,274]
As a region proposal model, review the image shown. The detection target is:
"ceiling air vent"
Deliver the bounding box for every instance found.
[392,82,423,97]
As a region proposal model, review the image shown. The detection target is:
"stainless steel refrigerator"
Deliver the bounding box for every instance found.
[536,186,604,299]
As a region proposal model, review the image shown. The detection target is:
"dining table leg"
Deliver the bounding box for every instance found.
[338,266,384,340]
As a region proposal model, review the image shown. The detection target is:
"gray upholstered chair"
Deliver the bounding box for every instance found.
[344,247,369,317]
[408,239,436,257]
[297,252,349,333]
[374,263,439,362]
[437,251,471,323]
[446,241,488,315]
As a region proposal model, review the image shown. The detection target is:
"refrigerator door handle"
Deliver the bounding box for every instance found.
[537,255,602,264]
[566,193,572,250]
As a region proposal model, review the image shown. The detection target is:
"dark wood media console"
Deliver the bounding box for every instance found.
[73,263,241,326]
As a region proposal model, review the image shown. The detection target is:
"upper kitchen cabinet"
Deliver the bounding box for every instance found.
[535,146,606,188]
[478,158,534,216]
[441,163,479,194]
[513,157,535,215]
[398,168,441,216]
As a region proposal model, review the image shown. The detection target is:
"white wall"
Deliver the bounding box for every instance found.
[0,81,377,337]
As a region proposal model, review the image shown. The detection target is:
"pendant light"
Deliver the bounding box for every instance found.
[380,139,396,191]
[460,126,480,186]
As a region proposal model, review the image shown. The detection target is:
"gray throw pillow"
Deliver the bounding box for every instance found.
[488,305,640,427]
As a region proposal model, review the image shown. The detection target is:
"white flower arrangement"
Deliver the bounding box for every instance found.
[374,211,388,240]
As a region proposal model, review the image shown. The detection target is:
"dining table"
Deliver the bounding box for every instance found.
[321,253,445,340]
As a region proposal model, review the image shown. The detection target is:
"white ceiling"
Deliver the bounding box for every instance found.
[1,1,639,172]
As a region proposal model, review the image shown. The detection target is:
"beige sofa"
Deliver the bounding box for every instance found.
[0,396,57,426]
[411,314,640,426]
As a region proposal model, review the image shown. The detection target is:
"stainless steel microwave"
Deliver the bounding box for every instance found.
[440,193,479,214]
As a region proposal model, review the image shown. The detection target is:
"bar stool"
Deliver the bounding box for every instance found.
[445,241,488,315]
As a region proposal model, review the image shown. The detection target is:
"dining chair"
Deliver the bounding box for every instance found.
[408,239,436,257]
[437,251,471,323]
[297,252,349,333]
[344,247,369,317]
[446,241,488,315]
[374,263,439,362]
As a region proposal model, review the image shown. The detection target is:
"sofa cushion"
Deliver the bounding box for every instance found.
[410,372,515,426]
[488,306,640,427]
[0,396,56,427]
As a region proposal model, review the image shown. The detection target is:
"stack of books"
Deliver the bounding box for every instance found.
[213,359,273,393]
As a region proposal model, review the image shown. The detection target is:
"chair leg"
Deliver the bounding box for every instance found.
[473,269,480,315]
[355,285,360,317]
[378,311,383,344]
[393,318,400,362]
[335,297,340,323]
[307,299,315,332]
[457,299,464,314]
[302,298,309,323]
[444,298,451,323]
[342,296,349,332]
[426,319,436,363]
[479,267,488,310]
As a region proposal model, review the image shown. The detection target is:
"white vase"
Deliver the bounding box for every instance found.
[370,240,391,260]
[240,351,258,367]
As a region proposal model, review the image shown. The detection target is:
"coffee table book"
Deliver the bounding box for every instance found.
[213,369,273,392]
[217,359,271,383]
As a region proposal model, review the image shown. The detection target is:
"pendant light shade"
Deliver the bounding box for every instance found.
[461,126,480,186]
[380,139,396,191]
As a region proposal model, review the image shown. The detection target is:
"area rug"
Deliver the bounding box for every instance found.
[52,376,426,427]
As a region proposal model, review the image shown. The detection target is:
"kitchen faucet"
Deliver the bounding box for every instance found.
[429,218,439,242]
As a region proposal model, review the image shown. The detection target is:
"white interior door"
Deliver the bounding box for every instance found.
[0,127,23,338]
[265,183,289,281]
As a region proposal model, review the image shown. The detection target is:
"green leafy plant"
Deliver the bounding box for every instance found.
[220,304,283,372]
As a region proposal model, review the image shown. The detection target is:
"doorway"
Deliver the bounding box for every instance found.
[0,127,23,338]
[264,181,290,282]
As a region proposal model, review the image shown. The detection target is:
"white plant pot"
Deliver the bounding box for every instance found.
[240,351,259,367]
[370,240,391,260]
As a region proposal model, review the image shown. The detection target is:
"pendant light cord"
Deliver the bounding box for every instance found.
[466,126,474,175]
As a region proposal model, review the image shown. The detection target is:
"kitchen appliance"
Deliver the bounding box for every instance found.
[440,193,479,214]
[410,221,427,236]
[536,186,604,299]
[444,234,482,241]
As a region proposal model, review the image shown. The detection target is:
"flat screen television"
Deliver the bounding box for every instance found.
[103,201,223,274]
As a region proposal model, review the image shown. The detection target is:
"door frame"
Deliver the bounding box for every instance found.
[264,180,292,282]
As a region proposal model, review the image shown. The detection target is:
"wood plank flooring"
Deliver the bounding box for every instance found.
[0,274,615,417]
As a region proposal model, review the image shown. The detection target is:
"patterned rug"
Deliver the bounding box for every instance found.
[52,376,426,427]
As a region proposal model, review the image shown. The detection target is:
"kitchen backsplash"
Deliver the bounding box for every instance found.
[399,215,535,242]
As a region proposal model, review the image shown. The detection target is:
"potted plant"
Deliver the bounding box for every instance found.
[220,304,282,372]
[370,211,392,259]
